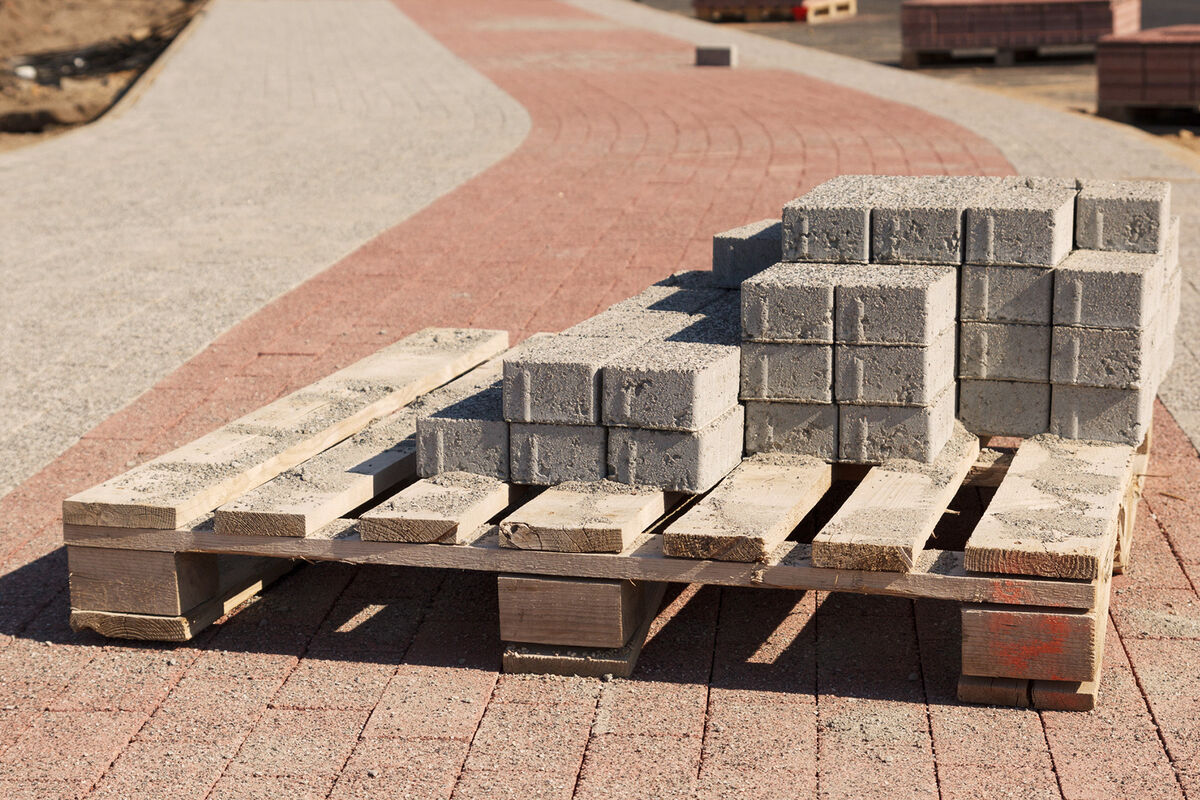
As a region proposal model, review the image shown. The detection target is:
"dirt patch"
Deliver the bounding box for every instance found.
[0,0,204,152]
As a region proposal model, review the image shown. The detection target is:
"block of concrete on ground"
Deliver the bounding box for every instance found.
[416,384,509,479]
[964,176,1077,267]
[1050,383,1154,445]
[740,341,833,403]
[835,326,955,406]
[960,264,1054,325]
[668,291,742,346]
[958,379,1051,437]
[740,262,835,342]
[1075,179,1171,253]
[839,386,955,463]
[359,472,514,544]
[510,423,608,485]
[609,404,744,492]
[782,174,899,263]
[712,219,781,288]
[1052,248,1164,330]
[1051,325,1156,389]
[835,264,958,345]
[696,44,738,67]
[502,334,640,425]
[958,321,1051,382]
[602,339,740,431]
[743,400,838,460]
[871,175,983,265]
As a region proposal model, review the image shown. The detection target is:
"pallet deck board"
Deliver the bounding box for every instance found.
[498,484,669,553]
[811,425,980,572]
[62,328,508,530]
[361,474,517,544]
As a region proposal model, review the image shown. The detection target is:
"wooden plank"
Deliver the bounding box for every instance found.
[360,473,517,544]
[1114,429,1151,574]
[662,454,830,562]
[812,425,980,572]
[63,328,508,529]
[498,575,649,648]
[956,675,1031,707]
[62,521,1100,609]
[67,546,220,616]
[214,359,505,538]
[502,581,667,678]
[70,557,292,641]
[964,435,1136,580]
[1030,677,1099,711]
[498,483,668,553]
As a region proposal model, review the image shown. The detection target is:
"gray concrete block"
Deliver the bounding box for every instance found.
[744,400,838,460]
[609,404,745,493]
[1076,179,1171,254]
[964,176,1077,267]
[740,341,833,403]
[741,262,835,343]
[669,292,742,346]
[835,326,955,406]
[696,45,737,67]
[712,219,781,288]
[782,175,899,263]
[958,321,1051,382]
[503,335,641,425]
[839,386,955,463]
[960,264,1053,324]
[1052,248,1163,330]
[602,338,740,431]
[1050,383,1154,445]
[510,423,608,485]
[958,379,1050,437]
[562,280,725,340]
[1051,325,1155,389]
[834,264,958,345]
[871,176,984,265]
[417,384,509,480]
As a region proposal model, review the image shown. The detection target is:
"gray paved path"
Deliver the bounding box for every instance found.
[577,0,1200,453]
[0,0,529,497]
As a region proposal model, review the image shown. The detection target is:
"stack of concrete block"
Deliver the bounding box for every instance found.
[416,273,745,493]
[1049,181,1178,445]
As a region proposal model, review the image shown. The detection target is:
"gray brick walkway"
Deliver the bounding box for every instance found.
[0,0,529,496]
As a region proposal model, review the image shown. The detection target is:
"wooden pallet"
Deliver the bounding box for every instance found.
[63,331,1147,707]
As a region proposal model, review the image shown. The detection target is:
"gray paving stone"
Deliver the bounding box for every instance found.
[871,175,983,265]
[958,379,1050,437]
[834,264,958,345]
[740,341,833,403]
[964,176,1077,267]
[781,175,898,263]
[838,386,955,463]
[608,404,744,492]
[1051,325,1156,389]
[1050,383,1154,445]
[960,263,1053,324]
[696,45,737,67]
[417,384,509,480]
[740,262,835,343]
[958,321,1051,383]
[510,423,608,485]
[502,334,640,425]
[712,219,780,288]
[1052,248,1164,331]
[835,326,955,406]
[743,400,838,460]
[1076,180,1171,254]
[602,339,740,431]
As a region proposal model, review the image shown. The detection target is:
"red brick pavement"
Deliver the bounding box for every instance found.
[0,0,1197,798]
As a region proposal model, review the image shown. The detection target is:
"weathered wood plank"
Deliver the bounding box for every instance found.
[662,454,831,562]
[67,546,221,616]
[964,435,1136,580]
[498,482,669,553]
[498,575,649,648]
[502,581,667,678]
[360,473,517,544]
[812,425,980,572]
[956,675,1031,708]
[63,328,508,529]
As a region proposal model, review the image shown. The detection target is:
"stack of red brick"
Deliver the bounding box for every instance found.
[1099,25,1200,114]
[901,0,1140,53]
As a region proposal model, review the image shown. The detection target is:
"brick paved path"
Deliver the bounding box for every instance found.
[1,1,1198,798]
